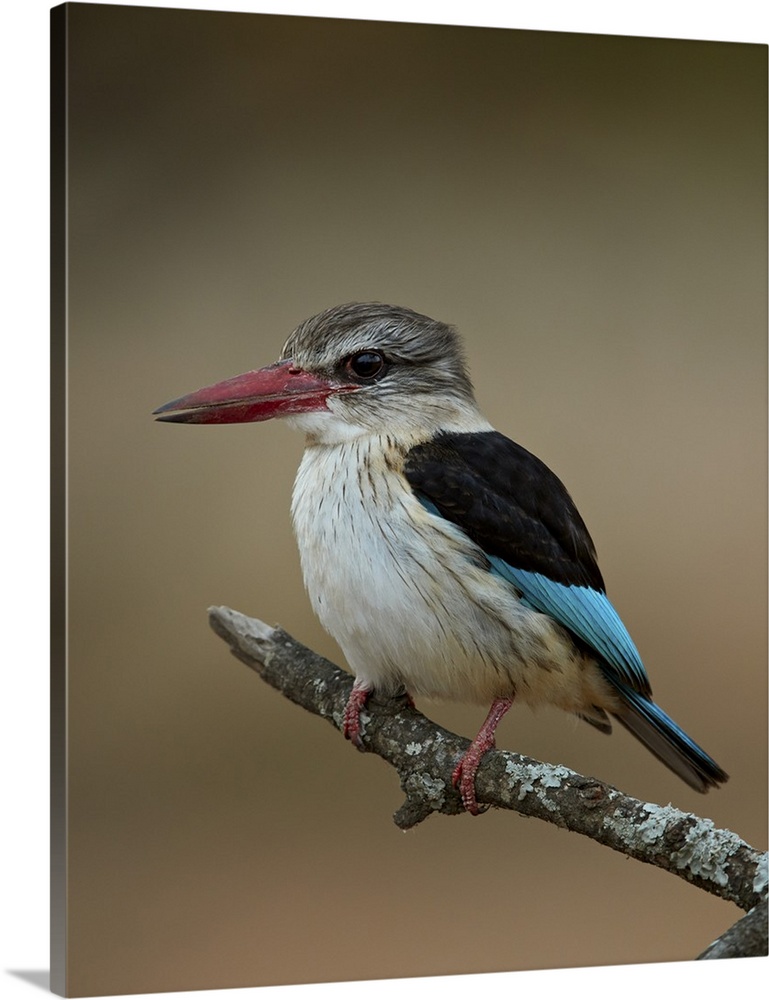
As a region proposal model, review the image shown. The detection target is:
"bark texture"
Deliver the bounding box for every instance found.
[208,605,768,958]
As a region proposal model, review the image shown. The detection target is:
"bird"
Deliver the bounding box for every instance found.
[155,302,728,813]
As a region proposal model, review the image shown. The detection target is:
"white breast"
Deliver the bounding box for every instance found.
[290,434,590,709]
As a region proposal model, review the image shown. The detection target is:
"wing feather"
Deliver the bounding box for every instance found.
[405,431,651,695]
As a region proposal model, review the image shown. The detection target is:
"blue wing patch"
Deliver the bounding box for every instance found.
[487,557,651,695]
[415,492,651,695]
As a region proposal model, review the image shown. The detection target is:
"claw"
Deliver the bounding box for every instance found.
[452,750,488,815]
[342,681,372,749]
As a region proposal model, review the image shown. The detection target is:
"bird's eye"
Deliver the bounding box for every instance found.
[346,351,387,381]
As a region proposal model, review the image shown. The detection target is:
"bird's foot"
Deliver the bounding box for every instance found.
[452,697,514,815]
[452,747,492,815]
[342,681,372,750]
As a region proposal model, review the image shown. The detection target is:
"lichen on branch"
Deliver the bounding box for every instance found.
[208,604,767,957]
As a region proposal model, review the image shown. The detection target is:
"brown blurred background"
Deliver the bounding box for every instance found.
[60,4,766,996]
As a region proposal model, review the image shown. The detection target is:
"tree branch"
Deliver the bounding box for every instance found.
[208,605,767,938]
[698,898,768,960]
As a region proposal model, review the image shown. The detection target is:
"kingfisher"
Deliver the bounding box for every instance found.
[155,302,728,813]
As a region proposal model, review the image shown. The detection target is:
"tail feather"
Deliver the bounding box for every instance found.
[607,680,728,793]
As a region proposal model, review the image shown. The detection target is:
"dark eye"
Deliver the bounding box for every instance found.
[346,351,387,381]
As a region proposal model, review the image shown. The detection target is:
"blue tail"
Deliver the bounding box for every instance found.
[607,679,728,792]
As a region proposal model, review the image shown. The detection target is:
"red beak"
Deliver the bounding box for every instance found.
[153,359,356,424]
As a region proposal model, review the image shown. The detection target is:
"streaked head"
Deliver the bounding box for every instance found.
[154,302,481,443]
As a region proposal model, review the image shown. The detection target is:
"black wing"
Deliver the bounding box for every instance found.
[403,430,605,592]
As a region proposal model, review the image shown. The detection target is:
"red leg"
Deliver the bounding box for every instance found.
[452,697,514,815]
[343,679,372,750]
